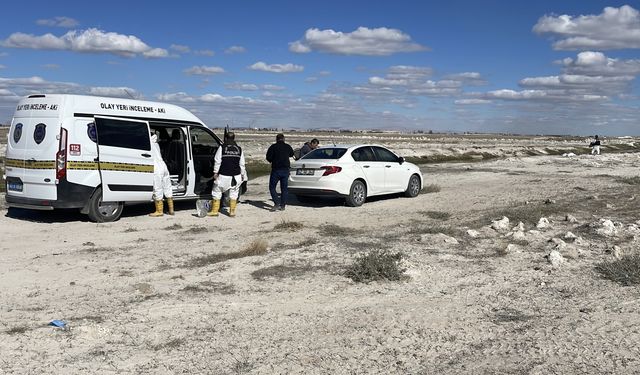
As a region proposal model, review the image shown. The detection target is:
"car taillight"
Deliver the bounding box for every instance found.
[56,128,68,180]
[321,166,342,176]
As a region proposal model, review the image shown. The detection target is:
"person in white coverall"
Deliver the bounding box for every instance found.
[208,131,246,217]
[149,133,174,216]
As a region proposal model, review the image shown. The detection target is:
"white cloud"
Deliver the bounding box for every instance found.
[90,86,142,98]
[0,28,169,58]
[0,64,5,69]
[561,51,640,76]
[262,84,285,91]
[184,65,225,75]
[36,16,79,28]
[369,77,409,86]
[455,99,492,105]
[224,46,246,54]
[195,49,215,56]
[225,82,259,91]
[170,44,191,53]
[533,5,640,50]
[289,27,428,56]
[248,61,303,73]
[445,72,487,85]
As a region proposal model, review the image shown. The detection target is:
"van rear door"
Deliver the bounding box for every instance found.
[94,116,154,202]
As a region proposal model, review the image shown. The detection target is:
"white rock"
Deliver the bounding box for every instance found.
[550,237,566,246]
[512,222,525,232]
[547,250,565,267]
[512,231,527,241]
[505,244,521,253]
[566,214,578,223]
[491,216,510,232]
[528,230,542,236]
[419,233,459,245]
[562,152,576,157]
[563,231,578,241]
[612,246,623,260]
[596,219,617,237]
[536,218,551,229]
[466,229,480,238]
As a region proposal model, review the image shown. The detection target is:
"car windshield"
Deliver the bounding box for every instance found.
[302,147,347,159]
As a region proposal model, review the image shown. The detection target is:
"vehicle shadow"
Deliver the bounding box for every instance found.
[242,199,275,211]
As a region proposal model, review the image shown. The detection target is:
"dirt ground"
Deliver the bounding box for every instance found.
[2,134,640,374]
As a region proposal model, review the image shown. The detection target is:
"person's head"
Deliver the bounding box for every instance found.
[276,133,285,143]
[595,135,599,139]
[224,131,236,144]
[310,138,319,149]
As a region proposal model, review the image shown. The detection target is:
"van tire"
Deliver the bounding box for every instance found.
[87,187,124,222]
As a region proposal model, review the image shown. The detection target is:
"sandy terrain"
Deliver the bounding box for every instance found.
[2,133,640,374]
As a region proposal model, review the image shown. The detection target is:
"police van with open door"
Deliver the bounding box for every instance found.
[4,94,233,222]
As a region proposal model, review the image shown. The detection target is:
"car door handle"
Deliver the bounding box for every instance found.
[141,153,151,158]
[385,165,392,168]
[363,165,370,168]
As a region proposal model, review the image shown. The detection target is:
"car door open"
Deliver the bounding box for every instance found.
[95,116,154,202]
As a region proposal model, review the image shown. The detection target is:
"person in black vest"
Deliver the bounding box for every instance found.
[209,131,246,217]
[266,133,294,211]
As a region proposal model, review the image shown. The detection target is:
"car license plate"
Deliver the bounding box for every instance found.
[8,181,23,192]
[296,168,314,176]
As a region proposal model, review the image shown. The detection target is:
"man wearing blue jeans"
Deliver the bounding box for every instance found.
[266,133,294,211]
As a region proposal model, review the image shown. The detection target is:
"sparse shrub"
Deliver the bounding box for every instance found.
[319,224,361,236]
[595,254,640,286]
[617,176,640,185]
[422,184,441,194]
[345,249,406,283]
[6,326,29,335]
[183,225,207,234]
[124,227,138,233]
[420,210,451,220]
[165,223,183,230]
[274,220,304,231]
[184,239,268,268]
[251,264,318,280]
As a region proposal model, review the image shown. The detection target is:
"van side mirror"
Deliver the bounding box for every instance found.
[398,157,405,164]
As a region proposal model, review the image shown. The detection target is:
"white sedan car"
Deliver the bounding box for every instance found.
[288,144,423,206]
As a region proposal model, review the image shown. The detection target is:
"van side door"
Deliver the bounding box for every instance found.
[94,116,154,202]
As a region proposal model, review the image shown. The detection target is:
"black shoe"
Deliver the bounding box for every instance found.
[280,206,285,211]
[270,205,280,212]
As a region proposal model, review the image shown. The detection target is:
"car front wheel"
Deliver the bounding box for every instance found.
[345,180,366,207]
[405,174,421,198]
[87,187,124,223]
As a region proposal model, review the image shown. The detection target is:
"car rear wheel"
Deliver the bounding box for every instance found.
[87,187,124,222]
[405,174,421,198]
[345,180,366,207]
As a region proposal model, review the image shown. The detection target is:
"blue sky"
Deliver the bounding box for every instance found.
[1,1,639,135]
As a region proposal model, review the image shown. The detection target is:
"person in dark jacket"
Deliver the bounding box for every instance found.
[266,133,294,211]
[299,138,319,158]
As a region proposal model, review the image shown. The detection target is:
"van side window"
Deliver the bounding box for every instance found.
[190,127,217,156]
[96,118,150,151]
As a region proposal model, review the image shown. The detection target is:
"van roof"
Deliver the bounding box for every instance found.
[14,94,205,125]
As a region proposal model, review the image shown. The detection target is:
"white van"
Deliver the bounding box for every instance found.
[4,94,233,222]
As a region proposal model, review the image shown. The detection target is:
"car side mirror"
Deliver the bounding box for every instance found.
[398,157,405,165]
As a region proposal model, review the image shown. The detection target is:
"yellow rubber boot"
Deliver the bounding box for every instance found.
[149,200,164,217]
[229,199,237,217]
[167,198,175,215]
[207,199,220,217]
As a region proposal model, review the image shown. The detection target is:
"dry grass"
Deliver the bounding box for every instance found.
[318,224,362,236]
[151,338,185,351]
[164,223,183,230]
[345,249,406,283]
[183,225,208,235]
[595,254,640,286]
[617,176,640,185]
[274,220,304,232]
[184,239,268,268]
[123,227,138,233]
[419,210,451,220]
[422,184,441,194]
[5,326,30,335]
[251,263,330,280]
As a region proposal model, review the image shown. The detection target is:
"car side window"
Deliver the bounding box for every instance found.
[352,146,375,162]
[373,146,399,162]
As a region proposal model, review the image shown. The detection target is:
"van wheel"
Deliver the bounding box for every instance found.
[87,187,123,222]
[345,180,366,207]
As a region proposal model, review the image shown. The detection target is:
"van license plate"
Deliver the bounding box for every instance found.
[8,181,23,192]
[296,169,314,176]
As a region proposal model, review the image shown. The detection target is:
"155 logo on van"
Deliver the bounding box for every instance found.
[69,144,81,156]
